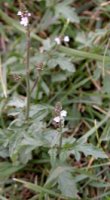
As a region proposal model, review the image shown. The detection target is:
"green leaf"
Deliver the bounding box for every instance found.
[52,72,71,82]
[61,138,107,162]
[55,3,79,23]
[57,57,75,72]
[58,171,78,198]
[42,129,59,147]
[103,74,110,93]
[89,181,110,188]
[41,80,50,96]
[7,95,26,108]
[48,54,75,72]
[45,166,73,186]
[0,162,23,180]
[77,143,108,159]
[29,104,49,119]
[0,195,8,200]
[38,10,56,31]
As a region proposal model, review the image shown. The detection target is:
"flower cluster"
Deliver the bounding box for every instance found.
[53,110,67,123]
[54,35,70,45]
[52,102,67,128]
[17,10,31,27]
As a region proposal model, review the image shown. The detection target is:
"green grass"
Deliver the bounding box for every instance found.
[0,0,110,199]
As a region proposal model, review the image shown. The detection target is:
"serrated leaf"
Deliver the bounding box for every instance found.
[8,95,26,108]
[42,38,54,50]
[45,166,73,186]
[61,138,107,161]
[57,57,75,72]
[29,104,49,119]
[38,10,56,31]
[55,3,79,23]
[58,171,78,198]
[48,55,75,72]
[30,53,48,65]
[42,129,59,147]
[77,143,108,159]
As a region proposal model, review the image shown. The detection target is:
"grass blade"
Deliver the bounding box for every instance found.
[0,57,7,98]
[13,178,67,199]
[59,45,110,63]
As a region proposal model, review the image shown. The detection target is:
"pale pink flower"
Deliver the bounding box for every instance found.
[17,11,22,16]
[54,37,61,45]
[53,110,67,123]
[17,10,31,27]
[20,16,29,27]
[64,36,70,42]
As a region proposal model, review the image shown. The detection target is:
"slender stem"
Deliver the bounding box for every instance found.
[57,123,63,159]
[60,18,70,37]
[30,76,39,94]
[26,25,30,120]
[18,0,22,6]
[0,99,7,130]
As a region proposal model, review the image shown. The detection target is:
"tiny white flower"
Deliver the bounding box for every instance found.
[20,17,28,26]
[60,110,67,117]
[28,13,31,16]
[53,109,67,124]
[17,11,22,16]
[64,36,70,42]
[53,116,61,123]
[17,10,31,27]
[54,37,61,45]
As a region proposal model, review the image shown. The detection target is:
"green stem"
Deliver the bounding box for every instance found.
[57,123,63,159]
[26,25,30,120]
[60,18,70,36]
[30,76,39,94]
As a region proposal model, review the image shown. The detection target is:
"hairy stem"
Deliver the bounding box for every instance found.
[26,25,30,120]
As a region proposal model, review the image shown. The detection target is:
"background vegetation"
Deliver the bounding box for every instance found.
[0,0,110,199]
